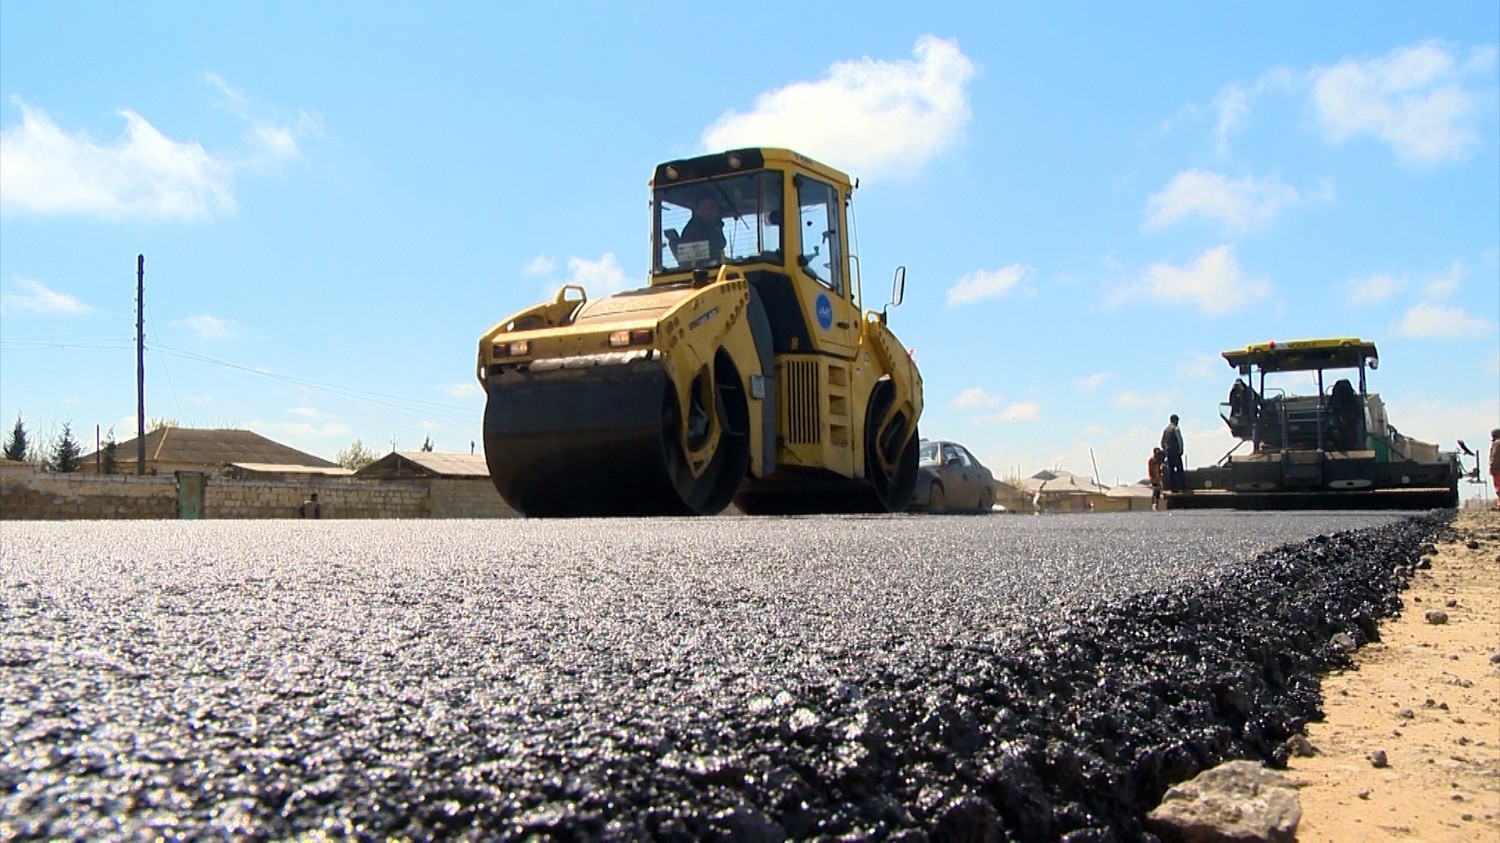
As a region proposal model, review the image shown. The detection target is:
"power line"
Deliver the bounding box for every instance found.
[148,342,478,424]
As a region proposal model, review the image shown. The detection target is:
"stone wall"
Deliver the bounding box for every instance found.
[429,478,517,518]
[0,465,517,520]
[203,479,431,520]
[0,469,177,520]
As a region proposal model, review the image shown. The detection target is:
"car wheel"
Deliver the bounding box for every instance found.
[977,488,993,513]
[929,483,946,512]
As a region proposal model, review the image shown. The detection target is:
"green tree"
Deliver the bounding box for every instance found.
[101,429,119,474]
[420,434,434,452]
[3,414,28,461]
[336,438,379,471]
[48,422,82,473]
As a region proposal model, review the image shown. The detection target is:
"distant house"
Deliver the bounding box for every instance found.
[989,479,1031,512]
[1019,469,1110,512]
[1098,481,1155,512]
[355,451,514,518]
[79,427,338,477]
[355,451,490,480]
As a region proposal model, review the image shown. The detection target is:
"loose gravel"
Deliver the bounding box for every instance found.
[0,511,1445,840]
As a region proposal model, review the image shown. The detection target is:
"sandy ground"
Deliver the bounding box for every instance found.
[1290,509,1500,841]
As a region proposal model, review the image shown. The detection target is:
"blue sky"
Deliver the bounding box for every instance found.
[2,2,1497,488]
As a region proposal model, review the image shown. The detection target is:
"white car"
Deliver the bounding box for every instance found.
[909,439,995,513]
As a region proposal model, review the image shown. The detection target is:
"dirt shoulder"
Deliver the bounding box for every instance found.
[1289,509,1500,841]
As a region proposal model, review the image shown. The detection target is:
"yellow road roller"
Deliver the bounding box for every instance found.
[476,148,923,516]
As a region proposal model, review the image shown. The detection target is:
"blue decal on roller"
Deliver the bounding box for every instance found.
[815,294,833,330]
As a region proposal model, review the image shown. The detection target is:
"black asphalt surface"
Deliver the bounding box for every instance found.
[1,511,1445,840]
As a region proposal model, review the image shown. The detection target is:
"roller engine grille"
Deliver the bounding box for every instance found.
[784,361,820,444]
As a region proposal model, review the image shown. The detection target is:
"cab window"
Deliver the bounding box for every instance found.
[653,171,784,274]
[794,175,843,295]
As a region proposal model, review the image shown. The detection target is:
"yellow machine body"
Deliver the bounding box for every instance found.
[477,148,923,516]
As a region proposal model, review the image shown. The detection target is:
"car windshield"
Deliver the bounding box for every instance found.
[653,171,783,274]
[919,442,941,466]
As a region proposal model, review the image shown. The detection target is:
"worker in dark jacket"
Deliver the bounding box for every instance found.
[298,492,321,519]
[1161,415,1185,492]
[666,194,726,266]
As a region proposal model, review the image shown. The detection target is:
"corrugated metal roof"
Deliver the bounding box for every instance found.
[82,428,337,467]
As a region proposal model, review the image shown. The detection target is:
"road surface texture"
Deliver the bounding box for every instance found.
[1,511,1447,840]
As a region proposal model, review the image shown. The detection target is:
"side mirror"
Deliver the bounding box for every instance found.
[880,265,907,323]
[889,265,906,309]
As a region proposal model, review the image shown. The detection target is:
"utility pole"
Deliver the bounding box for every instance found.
[136,255,146,475]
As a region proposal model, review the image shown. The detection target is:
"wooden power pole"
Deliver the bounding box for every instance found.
[136,255,146,475]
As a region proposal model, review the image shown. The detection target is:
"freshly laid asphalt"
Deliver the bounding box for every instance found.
[0,511,1440,840]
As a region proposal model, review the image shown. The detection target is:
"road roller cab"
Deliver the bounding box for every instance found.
[477,148,923,516]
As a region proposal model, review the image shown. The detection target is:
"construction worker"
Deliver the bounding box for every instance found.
[1148,447,1165,509]
[1490,429,1499,509]
[1161,414,1186,492]
[299,492,321,519]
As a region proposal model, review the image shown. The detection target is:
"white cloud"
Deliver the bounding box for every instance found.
[1311,41,1492,163]
[1346,273,1406,307]
[1377,261,1494,338]
[1420,261,1463,300]
[1134,245,1269,315]
[1074,372,1111,390]
[1387,395,1500,449]
[288,407,324,419]
[952,387,1000,410]
[1211,67,1297,155]
[1001,401,1039,422]
[1395,302,1495,339]
[439,382,479,399]
[565,253,631,296]
[701,35,975,179]
[181,313,235,340]
[522,254,557,276]
[0,98,234,219]
[1112,390,1168,409]
[1176,353,1222,381]
[1143,170,1301,232]
[1212,82,1251,155]
[1,76,315,220]
[205,72,319,167]
[0,277,92,315]
[254,419,350,438]
[947,264,1026,307]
